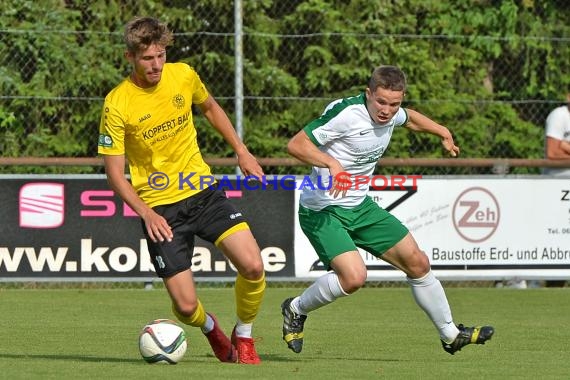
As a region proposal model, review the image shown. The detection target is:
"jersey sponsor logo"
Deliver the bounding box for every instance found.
[98,134,113,147]
[139,113,151,123]
[354,148,384,164]
[19,183,65,229]
[172,93,185,109]
[359,130,372,135]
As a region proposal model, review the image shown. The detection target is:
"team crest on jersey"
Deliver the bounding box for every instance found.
[98,133,113,147]
[172,94,185,109]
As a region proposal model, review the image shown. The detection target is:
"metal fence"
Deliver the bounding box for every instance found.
[1,0,569,175]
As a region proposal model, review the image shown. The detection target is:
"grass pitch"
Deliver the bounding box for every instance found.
[0,286,568,379]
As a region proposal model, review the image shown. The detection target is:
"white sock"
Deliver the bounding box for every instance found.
[201,313,215,334]
[407,271,459,343]
[233,318,253,338]
[292,272,348,315]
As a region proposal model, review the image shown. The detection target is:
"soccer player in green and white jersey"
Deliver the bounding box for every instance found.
[281,65,494,355]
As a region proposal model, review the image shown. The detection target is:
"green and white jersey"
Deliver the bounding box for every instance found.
[300,93,408,210]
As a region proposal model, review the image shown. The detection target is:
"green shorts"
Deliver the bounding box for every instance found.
[298,196,409,269]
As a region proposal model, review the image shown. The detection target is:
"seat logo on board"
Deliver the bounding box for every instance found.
[19,183,65,229]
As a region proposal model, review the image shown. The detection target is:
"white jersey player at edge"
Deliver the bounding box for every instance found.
[281,65,495,355]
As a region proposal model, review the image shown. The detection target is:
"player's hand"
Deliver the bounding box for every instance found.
[142,209,173,243]
[237,150,264,180]
[328,162,348,198]
[560,140,570,154]
[442,135,460,157]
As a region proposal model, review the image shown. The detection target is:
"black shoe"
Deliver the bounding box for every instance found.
[281,297,307,353]
[441,324,494,355]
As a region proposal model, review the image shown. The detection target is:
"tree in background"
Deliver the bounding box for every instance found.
[1,0,568,174]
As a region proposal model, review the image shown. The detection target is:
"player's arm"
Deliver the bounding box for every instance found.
[287,130,339,169]
[197,94,264,179]
[287,130,346,197]
[562,140,570,154]
[404,108,460,157]
[103,154,172,243]
[546,137,570,159]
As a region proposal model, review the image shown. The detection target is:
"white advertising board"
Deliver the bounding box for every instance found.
[294,177,570,280]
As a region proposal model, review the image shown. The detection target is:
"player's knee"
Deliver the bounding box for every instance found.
[340,269,367,294]
[237,257,265,280]
[174,300,199,318]
[407,249,431,278]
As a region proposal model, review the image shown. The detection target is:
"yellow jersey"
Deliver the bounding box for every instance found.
[98,62,213,207]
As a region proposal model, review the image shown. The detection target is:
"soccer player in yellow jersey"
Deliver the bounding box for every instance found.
[98,17,265,364]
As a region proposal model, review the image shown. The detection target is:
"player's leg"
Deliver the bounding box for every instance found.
[197,188,265,364]
[292,250,364,316]
[381,232,494,354]
[281,261,354,354]
[163,269,237,363]
[144,199,236,363]
[381,233,459,340]
[281,205,359,353]
[218,228,265,364]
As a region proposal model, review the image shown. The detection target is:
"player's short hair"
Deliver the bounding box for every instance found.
[124,17,174,53]
[368,65,407,92]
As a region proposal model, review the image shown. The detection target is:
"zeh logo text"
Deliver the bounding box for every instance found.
[452,187,500,243]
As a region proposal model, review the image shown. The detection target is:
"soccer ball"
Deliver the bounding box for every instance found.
[139,319,187,364]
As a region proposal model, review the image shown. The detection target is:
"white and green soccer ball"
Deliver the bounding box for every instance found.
[139,319,187,364]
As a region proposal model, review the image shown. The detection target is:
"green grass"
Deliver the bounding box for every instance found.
[0,286,568,379]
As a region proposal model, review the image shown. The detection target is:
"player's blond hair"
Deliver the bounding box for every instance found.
[124,17,174,53]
